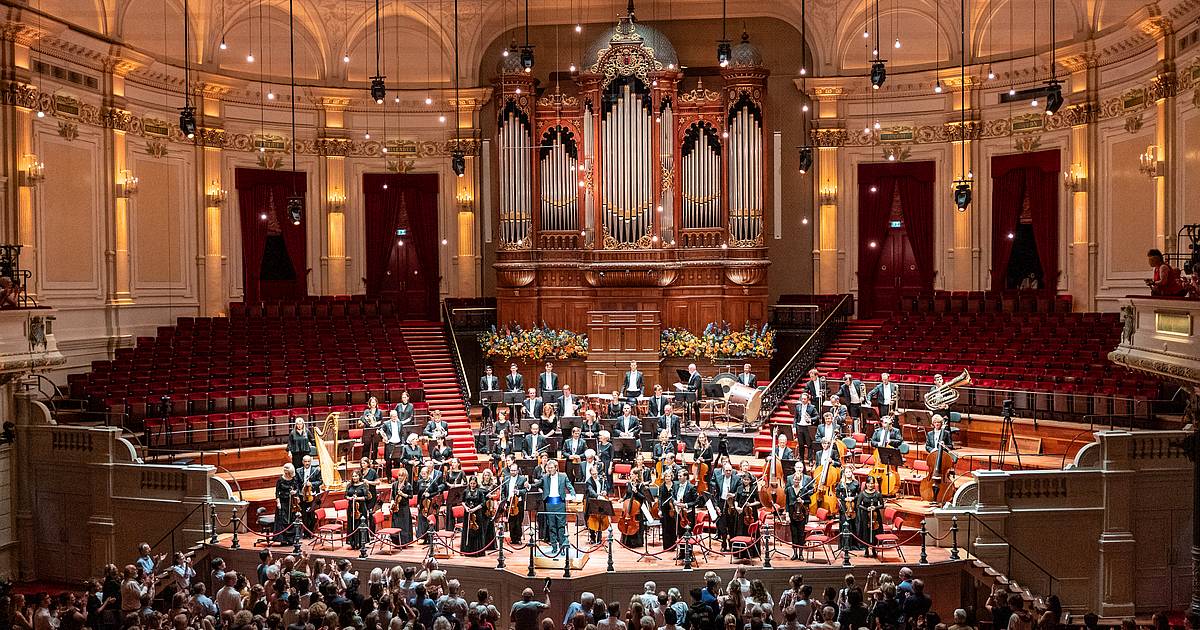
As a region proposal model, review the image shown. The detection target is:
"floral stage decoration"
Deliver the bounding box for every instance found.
[478,324,590,361]
[660,322,775,359]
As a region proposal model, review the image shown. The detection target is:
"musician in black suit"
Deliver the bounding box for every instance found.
[286,418,314,471]
[792,392,819,463]
[523,423,549,458]
[499,462,528,543]
[646,384,670,417]
[479,366,500,420]
[558,385,581,418]
[785,468,815,558]
[296,455,323,536]
[767,433,795,462]
[803,368,826,406]
[521,387,542,420]
[560,426,588,479]
[924,414,954,451]
[814,438,842,468]
[623,360,645,399]
[583,462,607,543]
[422,409,449,440]
[838,374,867,433]
[815,412,841,445]
[532,460,576,555]
[505,364,524,391]
[684,363,704,424]
[381,410,406,477]
[659,404,682,439]
[710,462,742,549]
[868,373,900,416]
[869,415,904,450]
[738,363,758,388]
[614,404,641,450]
[537,361,559,395]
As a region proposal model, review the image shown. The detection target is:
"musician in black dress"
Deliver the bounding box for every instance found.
[661,469,697,556]
[621,479,648,549]
[393,391,415,428]
[359,458,381,527]
[461,475,490,556]
[785,467,814,559]
[286,418,313,471]
[390,467,415,545]
[835,467,862,551]
[652,430,677,462]
[274,464,300,544]
[731,471,761,559]
[430,436,454,469]
[491,430,517,468]
[693,432,716,484]
[361,397,384,462]
[538,403,559,437]
[344,470,371,550]
[492,406,512,439]
[415,464,443,541]
[400,434,423,481]
[856,476,885,558]
[606,391,623,418]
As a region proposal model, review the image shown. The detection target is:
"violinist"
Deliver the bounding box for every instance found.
[712,461,741,550]
[492,406,512,440]
[561,426,588,479]
[296,454,322,536]
[344,470,371,550]
[500,462,528,544]
[731,471,761,560]
[491,430,518,469]
[828,395,850,433]
[856,476,885,558]
[390,467,414,545]
[274,463,299,544]
[539,402,559,437]
[835,467,862,551]
[359,457,381,521]
[580,409,603,439]
[925,414,954,451]
[660,404,682,439]
[621,478,649,549]
[415,464,444,540]
[361,397,384,462]
[430,435,454,470]
[869,416,903,449]
[461,475,489,556]
[584,462,607,544]
[653,429,677,462]
[785,465,815,559]
[597,430,615,491]
[663,469,698,557]
[400,434,424,481]
[815,412,841,446]
[479,468,499,551]
[658,468,680,551]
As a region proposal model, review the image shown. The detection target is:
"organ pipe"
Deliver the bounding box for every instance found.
[499,106,532,246]
[539,127,579,232]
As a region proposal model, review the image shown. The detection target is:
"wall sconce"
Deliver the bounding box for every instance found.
[327,189,346,213]
[1139,145,1164,178]
[18,154,45,187]
[1062,163,1086,192]
[206,180,228,206]
[817,186,837,206]
[116,169,139,198]
[456,191,474,210]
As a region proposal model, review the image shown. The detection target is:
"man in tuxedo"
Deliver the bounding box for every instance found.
[381,410,406,477]
[614,404,641,450]
[660,404,682,439]
[803,368,826,407]
[738,363,757,388]
[533,460,576,555]
[815,412,841,445]
[662,469,698,555]
[500,462,528,543]
[523,423,548,458]
[506,364,524,391]
[646,384,670,417]
[623,360,645,399]
[710,462,742,550]
[558,385,581,418]
[296,455,323,535]
[768,433,794,462]
[684,363,704,425]
[521,387,542,420]
[652,429,678,462]
[924,414,954,452]
[838,373,866,433]
[828,395,849,431]
[814,438,842,469]
[869,372,900,416]
[538,361,559,395]
[869,415,904,450]
[792,392,818,463]
[479,365,501,422]
[422,410,449,440]
[561,426,588,479]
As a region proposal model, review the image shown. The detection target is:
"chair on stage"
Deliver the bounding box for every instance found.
[729,512,767,561]
[804,521,837,563]
[371,507,403,555]
[872,515,907,561]
[314,501,348,550]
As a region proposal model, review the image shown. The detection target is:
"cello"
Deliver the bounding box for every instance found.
[867,421,901,496]
[759,430,787,513]
[616,484,643,538]
[920,435,958,503]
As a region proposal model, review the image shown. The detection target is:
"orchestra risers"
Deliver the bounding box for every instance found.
[948,415,1094,457]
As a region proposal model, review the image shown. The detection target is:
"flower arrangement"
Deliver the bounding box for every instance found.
[478,324,590,361]
[660,321,775,359]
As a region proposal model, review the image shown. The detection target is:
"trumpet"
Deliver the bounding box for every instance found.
[924,369,972,410]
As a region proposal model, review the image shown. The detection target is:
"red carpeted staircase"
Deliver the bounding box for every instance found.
[754,319,886,451]
[396,323,481,470]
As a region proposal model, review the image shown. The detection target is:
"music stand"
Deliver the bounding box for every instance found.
[480,390,503,405]
[541,390,563,403]
[673,390,698,426]
[515,458,539,479]
[525,490,545,540]
[586,498,613,520]
[702,383,724,399]
[562,416,583,434]
[503,391,526,405]
[445,486,465,510]
[675,369,691,383]
[623,389,643,403]
[518,417,538,435]
[613,436,638,461]
[642,416,660,437]
[874,446,904,468]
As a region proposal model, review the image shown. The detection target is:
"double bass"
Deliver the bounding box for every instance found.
[920,439,958,503]
[759,430,787,513]
[810,440,846,515]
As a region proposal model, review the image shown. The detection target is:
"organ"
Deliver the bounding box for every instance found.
[491,5,770,332]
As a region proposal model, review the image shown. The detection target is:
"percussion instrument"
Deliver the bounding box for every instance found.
[725,383,763,421]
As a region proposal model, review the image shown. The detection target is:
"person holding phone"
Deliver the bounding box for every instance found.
[510,586,551,630]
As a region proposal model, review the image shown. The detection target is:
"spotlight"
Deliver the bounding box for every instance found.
[451,149,466,177]
[797,146,813,174]
[1044,81,1064,114]
[520,45,535,71]
[287,195,304,225]
[870,60,887,89]
[370,75,387,104]
[178,105,197,138]
[716,39,732,67]
[953,181,972,210]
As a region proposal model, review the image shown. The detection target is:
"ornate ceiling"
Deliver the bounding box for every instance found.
[7,0,1187,89]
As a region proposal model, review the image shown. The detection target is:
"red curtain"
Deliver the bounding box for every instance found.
[235,168,308,301]
[1027,168,1059,290]
[894,165,937,286]
[990,168,1027,291]
[363,176,409,295]
[363,173,440,318]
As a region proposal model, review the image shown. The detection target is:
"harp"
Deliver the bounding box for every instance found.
[312,412,344,490]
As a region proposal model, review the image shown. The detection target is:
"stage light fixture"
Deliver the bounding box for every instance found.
[520,45,535,71]
[370,75,387,104]
[870,60,887,89]
[287,195,304,225]
[1044,81,1064,114]
[451,150,466,177]
[716,40,732,67]
[178,105,197,138]
[953,181,972,211]
[797,147,813,174]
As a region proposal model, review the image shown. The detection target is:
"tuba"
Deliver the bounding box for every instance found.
[924,369,972,410]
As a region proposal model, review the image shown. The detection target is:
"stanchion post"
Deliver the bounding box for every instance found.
[763,526,772,568]
[563,543,571,578]
[358,517,369,560]
[497,531,506,570]
[606,529,615,573]
[682,536,693,571]
[919,519,928,565]
[209,503,218,544]
[950,516,961,560]
[527,539,537,577]
[230,507,241,550]
[841,528,852,567]
[292,511,302,555]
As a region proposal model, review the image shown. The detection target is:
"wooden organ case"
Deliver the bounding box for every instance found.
[492,7,770,333]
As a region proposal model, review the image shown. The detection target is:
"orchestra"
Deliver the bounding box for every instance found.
[267,366,964,563]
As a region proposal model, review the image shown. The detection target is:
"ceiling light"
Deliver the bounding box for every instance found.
[575,24,582,33]
[442,238,449,245]
[260,212,267,220]
[800,67,808,76]
[934,82,943,94]
[451,149,466,177]
[502,48,509,57]
[716,39,732,67]
[869,186,877,193]
[987,67,996,80]
[868,241,877,248]
[439,115,447,123]
[887,154,896,161]
[35,110,44,118]
[802,104,809,112]
[515,88,522,94]
[894,38,901,49]
[267,90,275,100]
[863,125,871,134]
[863,30,870,38]
[873,120,881,130]
[425,96,433,105]
[569,64,577,72]
[364,131,371,140]
[722,130,729,138]
[1030,98,1039,108]
[1044,81,1064,114]
[343,54,351,63]
[1009,87,1016,96]
[219,40,228,51]
[246,52,255,63]
[394,96,400,103]
[382,147,388,153]
[382,183,388,189]
[801,217,809,225]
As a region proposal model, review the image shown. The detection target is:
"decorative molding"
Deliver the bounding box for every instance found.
[56,121,78,141]
[1013,135,1042,153]
[145,139,169,158]
[1124,113,1145,133]
[811,128,848,147]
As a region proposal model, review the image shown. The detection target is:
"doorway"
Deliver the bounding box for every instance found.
[873,224,923,313]
[856,162,936,318]
[363,173,440,319]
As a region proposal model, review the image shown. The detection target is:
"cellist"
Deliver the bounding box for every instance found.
[809,438,842,515]
[584,463,607,544]
[925,414,954,451]
[922,414,956,504]
[620,478,649,549]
